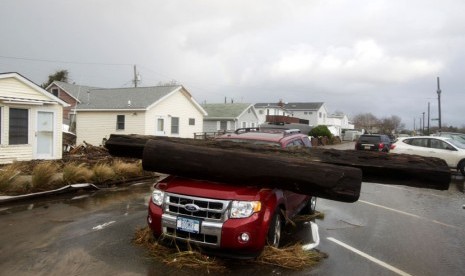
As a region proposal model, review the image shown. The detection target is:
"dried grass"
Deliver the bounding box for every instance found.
[31,162,60,190]
[62,163,93,184]
[92,163,115,183]
[134,227,326,272]
[112,160,142,179]
[0,164,21,192]
[133,227,226,272]
[256,245,327,270]
[292,211,325,223]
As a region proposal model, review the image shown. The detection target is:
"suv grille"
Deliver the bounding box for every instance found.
[165,193,230,221]
[161,193,231,247]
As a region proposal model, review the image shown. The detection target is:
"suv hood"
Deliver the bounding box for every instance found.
[157,176,269,201]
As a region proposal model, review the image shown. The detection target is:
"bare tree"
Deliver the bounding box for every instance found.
[352,113,379,133]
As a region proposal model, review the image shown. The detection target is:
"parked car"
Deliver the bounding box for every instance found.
[354,134,392,152]
[147,128,318,258]
[391,136,465,176]
[435,132,465,144]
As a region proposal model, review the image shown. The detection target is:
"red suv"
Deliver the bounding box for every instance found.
[147,128,318,258]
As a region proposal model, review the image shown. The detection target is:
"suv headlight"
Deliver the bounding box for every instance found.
[151,189,165,206]
[230,201,261,218]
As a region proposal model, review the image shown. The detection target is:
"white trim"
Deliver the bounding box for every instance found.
[0,73,69,107]
[34,109,57,159]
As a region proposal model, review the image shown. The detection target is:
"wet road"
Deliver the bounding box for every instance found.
[0,176,464,275]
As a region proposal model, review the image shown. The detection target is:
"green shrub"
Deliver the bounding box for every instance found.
[309,125,333,139]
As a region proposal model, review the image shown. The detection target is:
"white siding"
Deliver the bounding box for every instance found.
[0,81,63,164]
[237,107,259,129]
[0,77,52,101]
[75,89,205,144]
[76,111,146,145]
[145,90,204,138]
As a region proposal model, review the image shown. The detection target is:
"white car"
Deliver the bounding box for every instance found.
[391,136,465,176]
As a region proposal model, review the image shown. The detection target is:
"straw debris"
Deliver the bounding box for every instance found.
[133,227,326,272]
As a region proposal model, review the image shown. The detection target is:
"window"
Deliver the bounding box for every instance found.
[319,112,322,118]
[430,139,448,150]
[259,110,264,115]
[9,108,28,145]
[51,88,59,97]
[171,117,179,134]
[411,138,428,148]
[189,118,195,126]
[220,120,227,130]
[116,115,125,130]
[242,122,246,128]
[157,118,164,132]
[304,112,308,115]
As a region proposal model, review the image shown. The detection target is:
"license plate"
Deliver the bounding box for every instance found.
[176,217,201,233]
[364,145,371,150]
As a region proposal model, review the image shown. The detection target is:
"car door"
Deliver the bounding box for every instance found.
[427,138,460,168]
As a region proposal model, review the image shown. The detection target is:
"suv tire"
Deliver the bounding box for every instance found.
[299,196,317,215]
[267,210,283,247]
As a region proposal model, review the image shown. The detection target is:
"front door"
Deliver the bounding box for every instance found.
[155,117,166,136]
[36,111,54,159]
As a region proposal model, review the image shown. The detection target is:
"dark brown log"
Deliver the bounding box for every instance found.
[142,139,362,203]
[105,134,451,191]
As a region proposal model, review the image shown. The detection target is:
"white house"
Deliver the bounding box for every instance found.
[253,102,289,124]
[71,85,207,145]
[202,103,259,132]
[326,113,354,137]
[0,72,69,164]
[283,102,328,126]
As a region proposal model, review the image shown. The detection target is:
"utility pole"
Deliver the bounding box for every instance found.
[133,65,140,88]
[422,112,425,134]
[436,77,442,131]
[427,102,430,135]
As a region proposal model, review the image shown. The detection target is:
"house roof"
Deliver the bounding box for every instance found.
[202,103,253,119]
[75,85,184,110]
[283,102,324,110]
[254,102,285,108]
[0,72,69,107]
[72,85,207,115]
[49,81,99,103]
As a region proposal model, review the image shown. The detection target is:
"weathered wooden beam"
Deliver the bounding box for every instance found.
[142,139,362,203]
[105,134,451,191]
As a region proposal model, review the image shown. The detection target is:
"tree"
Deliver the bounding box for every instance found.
[41,69,69,88]
[352,113,379,133]
[379,115,404,134]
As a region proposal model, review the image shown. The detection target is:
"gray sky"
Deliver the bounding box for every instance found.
[1,0,464,128]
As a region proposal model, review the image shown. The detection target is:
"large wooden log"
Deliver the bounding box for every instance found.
[105,134,451,191]
[142,139,362,203]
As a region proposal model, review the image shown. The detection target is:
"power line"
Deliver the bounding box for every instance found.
[0,54,132,66]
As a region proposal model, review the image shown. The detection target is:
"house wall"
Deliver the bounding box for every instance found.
[75,89,204,145]
[145,90,204,138]
[202,120,220,132]
[256,107,287,124]
[0,78,64,164]
[75,111,146,146]
[238,107,259,128]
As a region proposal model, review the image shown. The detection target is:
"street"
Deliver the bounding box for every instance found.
[0,164,464,275]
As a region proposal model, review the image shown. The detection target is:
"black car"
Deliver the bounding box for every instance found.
[355,134,392,152]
